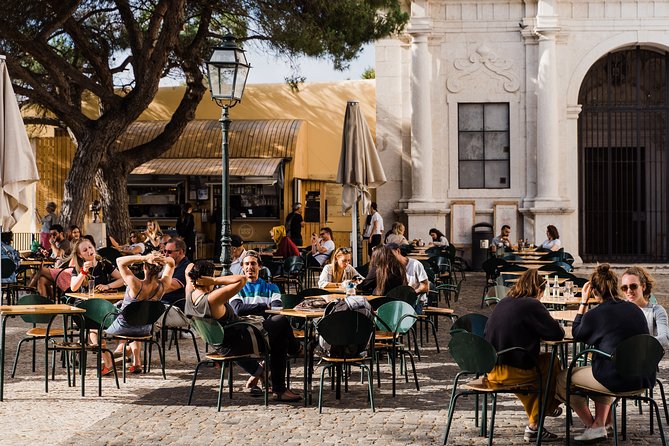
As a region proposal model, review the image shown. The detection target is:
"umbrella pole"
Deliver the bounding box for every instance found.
[351,200,358,268]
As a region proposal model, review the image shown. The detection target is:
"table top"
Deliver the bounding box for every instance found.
[310,294,381,302]
[266,308,325,318]
[549,310,579,322]
[0,304,85,316]
[541,296,591,306]
[506,277,570,284]
[407,254,430,261]
[65,292,125,302]
[507,260,555,265]
[20,259,55,266]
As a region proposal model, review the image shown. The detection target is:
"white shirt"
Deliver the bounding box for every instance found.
[406,258,428,291]
[540,239,562,250]
[314,239,335,265]
[370,212,383,235]
[229,249,247,275]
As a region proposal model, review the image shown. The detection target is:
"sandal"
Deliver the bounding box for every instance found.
[128,365,142,374]
[100,365,113,377]
[247,385,263,397]
[273,389,302,402]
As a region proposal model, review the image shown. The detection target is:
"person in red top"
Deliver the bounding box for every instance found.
[270,225,300,258]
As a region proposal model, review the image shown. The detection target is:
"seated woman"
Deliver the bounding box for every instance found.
[69,238,125,373]
[357,245,407,296]
[385,222,409,246]
[538,225,561,252]
[109,231,146,255]
[104,252,175,374]
[428,228,449,247]
[556,264,652,442]
[1,231,21,286]
[67,225,81,244]
[317,247,363,288]
[622,266,669,351]
[485,269,564,443]
[185,258,302,402]
[270,225,300,258]
[143,219,163,253]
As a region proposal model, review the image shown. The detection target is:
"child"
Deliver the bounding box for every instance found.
[39,202,58,250]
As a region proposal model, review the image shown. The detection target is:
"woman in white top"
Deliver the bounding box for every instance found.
[428,228,449,247]
[385,222,410,246]
[318,247,363,288]
[622,266,669,351]
[539,225,562,251]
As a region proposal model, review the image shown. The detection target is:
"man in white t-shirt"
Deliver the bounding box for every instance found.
[368,202,384,256]
[309,227,336,266]
[387,242,430,303]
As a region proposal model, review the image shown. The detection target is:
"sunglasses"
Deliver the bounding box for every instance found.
[621,283,640,292]
[164,249,176,254]
[49,232,58,236]
[339,248,351,254]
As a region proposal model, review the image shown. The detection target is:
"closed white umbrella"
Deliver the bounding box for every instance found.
[337,101,386,266]
[0,55,39,230]
[0,55,40,284]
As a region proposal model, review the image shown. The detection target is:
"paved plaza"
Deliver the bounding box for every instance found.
[1,269,668,445]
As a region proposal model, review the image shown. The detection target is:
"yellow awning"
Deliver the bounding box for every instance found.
[132,157,283,178]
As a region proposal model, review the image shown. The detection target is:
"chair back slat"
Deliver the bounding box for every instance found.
[76,298,119,329]
[191,317,225,345]
[1,258,17,279]
[316,310,374,356]
[385,285,418,306]
[448,331,498,374]
[375,301,416,334]
[450,313,488,337]
[613,334,664,377]
[16,294,54,324]
[121,300,166,326]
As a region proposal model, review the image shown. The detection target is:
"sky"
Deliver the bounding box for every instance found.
[243,43,375,84]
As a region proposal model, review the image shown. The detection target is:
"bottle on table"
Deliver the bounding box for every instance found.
[552,275,559,298]
[346,281,356,296]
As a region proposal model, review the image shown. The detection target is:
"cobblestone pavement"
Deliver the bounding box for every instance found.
[1,269,668,445]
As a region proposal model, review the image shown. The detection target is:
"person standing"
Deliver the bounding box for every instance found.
[285,202,304,247]
[39,202,58,250]
[368,202,383,256]
[177,203,196,259]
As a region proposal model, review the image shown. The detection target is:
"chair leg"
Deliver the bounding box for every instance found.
[443,386,465,444]
[650,398,668,446]
[188,331,201,362]
[612,399,619,446]
[188,360,209,405]
[487,393,497,446]
[362,363,375,412]
[216,362,226,412]
[11,338,30,378]
[318,364,329,413]
[405,350,419,391]
[657,379,669,426]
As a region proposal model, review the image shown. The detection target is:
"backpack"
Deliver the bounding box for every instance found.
[318,295,374,358]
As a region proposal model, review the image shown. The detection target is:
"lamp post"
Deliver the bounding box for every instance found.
[206,34,250,275]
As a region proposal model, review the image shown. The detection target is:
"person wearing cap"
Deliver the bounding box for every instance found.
[229,234,247,275]
[285,202,305,247]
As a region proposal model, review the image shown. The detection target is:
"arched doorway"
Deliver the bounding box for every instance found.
[578,47,669,262]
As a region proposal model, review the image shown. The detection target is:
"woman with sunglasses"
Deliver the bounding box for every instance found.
[622,266,669,351]
[318,247,363,288]
[556,264,652,442]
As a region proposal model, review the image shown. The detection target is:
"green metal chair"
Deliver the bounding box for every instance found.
[480,258,507,308]
[443,331,543,446]
[449,313,489,337]
[102,300,167,382]
[188,317,270,410]
[374,301,419,397]
[315,310,376,413]
[11,294,68,378]
[565,334,667,445]
[57,298,121,396]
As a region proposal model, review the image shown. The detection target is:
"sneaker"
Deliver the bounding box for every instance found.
[574,426,607,442]
[523,426,559,443]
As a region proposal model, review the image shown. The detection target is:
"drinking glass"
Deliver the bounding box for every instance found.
[88,278,95,298]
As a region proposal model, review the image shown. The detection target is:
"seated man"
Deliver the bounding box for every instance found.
[307,227,335,267]
[229,235,247,276]
[154,237,192,331]
[491,225,512,255]
[229,250,302,402]
[387,242,430,308]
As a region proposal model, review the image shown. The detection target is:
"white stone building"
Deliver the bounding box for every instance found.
[375,0,669,265]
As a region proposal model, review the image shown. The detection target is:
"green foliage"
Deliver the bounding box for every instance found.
[361,67,376,79]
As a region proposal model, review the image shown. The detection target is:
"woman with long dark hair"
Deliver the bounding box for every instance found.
[538,225,561,251]
[358,245,407,296]
[485,269,564,442]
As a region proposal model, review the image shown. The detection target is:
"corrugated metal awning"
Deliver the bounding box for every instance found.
[116,119,301,159]
[132,157,283,177]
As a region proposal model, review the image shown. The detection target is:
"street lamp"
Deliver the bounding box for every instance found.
[206,34,250,275]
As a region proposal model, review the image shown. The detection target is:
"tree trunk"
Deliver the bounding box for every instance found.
[96,160,133,243]
[60,134,109,228]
